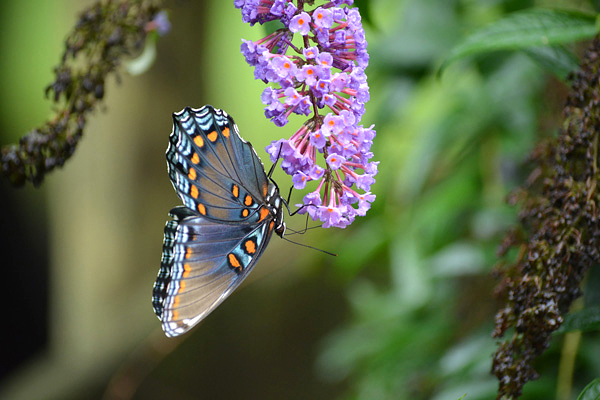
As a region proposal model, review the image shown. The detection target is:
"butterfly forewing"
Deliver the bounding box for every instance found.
[154,105,284,337]
[167,106,269,223]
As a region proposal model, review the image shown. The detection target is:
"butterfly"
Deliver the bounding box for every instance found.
[152,105,286,337]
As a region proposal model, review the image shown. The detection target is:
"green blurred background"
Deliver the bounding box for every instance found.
[1,0,599,399]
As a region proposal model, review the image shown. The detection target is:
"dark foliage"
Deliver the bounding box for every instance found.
[492,38,600,399]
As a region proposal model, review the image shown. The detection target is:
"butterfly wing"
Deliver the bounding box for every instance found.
[166,106,271,223]
[154,105,281,337]
[153,206,276,337]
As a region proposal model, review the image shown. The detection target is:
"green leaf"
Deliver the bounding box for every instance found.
[262,20,285,36]
[557,306,600,333]
[522,44,580,81]
[584,263,600,307]
[577,378,600,400]
[439,8,597,75]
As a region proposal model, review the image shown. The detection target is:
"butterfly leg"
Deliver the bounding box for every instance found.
[267,142,284,178]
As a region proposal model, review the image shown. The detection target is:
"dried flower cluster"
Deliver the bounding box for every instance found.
[492,38,600,399]
[1,0,165,187]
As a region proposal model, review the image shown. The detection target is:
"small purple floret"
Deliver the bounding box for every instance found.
[151,11,171,36]
[289,12,311,35]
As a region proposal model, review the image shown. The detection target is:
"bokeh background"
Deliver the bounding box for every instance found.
[1,0,599,399]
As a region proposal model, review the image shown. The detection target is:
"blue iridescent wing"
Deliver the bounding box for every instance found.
[153,206,276,337]
[166,106,270,223]
[154,105,281,337]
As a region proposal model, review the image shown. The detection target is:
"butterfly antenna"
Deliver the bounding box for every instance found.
[281,236,337,257]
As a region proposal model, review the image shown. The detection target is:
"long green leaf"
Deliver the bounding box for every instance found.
[523,44,580,81]
[439,8,597,74]
[557,306,600,333]
[577,378,600,400]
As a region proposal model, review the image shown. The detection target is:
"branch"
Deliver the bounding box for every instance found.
[1,0,164,187]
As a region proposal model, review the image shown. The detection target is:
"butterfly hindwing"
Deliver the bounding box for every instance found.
[152,206,276,337]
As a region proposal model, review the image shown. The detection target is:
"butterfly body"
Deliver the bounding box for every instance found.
[153,105,285,337]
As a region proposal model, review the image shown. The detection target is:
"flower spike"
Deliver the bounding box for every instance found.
[235,0,376,228]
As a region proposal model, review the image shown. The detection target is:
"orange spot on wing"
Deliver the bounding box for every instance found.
[269,221,275,230]
[190,185,199,199]
[222,127,230,138]
[232,184,239,198]
[185,247,192,259]
[191,153,200,164]
[194,136,204,148]
[197,203,206,215]
[207,131,218,142]
[244,195,253,206]
[228,253,241,270]
[183,263,191,278]
[173,296,180,307]
[173,310,179,320]
[188,168,197,180]
[242,209,249,217]
[179,280,186,293]
[263,183,268,197]
[259,207,269,221]
[245,240,256,254]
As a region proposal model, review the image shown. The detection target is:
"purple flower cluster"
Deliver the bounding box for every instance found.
[235,0,377,228]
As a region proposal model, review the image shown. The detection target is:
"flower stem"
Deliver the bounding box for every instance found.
[556,298,583,400]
